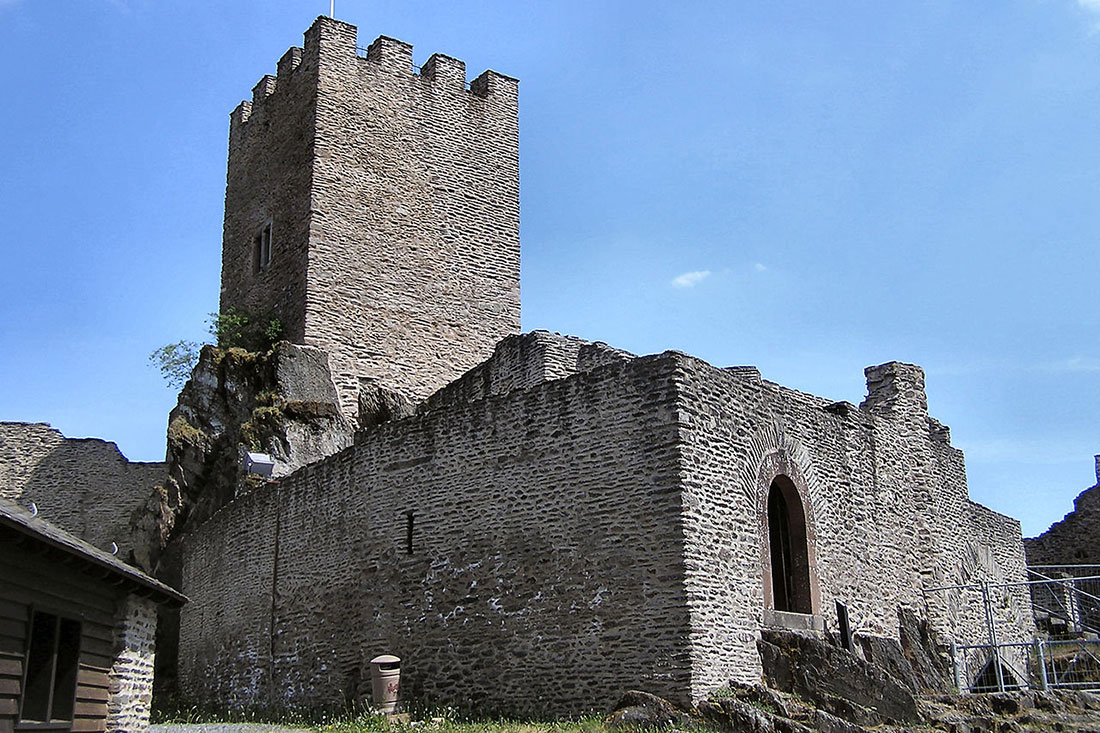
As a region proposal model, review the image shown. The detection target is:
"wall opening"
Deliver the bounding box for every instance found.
[972,657,1022,692]
[767,475,813,614]
[253,222,272,273]
[20,610,81,724]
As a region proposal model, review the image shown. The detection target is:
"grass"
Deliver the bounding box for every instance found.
[152,703,615,733]
[320,714,610,733]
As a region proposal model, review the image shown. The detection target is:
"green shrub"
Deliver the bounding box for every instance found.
[149,308,285,389]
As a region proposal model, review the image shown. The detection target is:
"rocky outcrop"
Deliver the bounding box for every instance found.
[131,342,354,574]
[609,670,1100,733]
[857,608,954,695]
[358,377,417,429]
[606,621,1100,732]
[758,629,921,727]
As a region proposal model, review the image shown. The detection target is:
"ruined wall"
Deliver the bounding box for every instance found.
[423,331,632,412]
[677,360,921,695]
[180,352,692,716]
[221,17,521,417]
[674,358,1032,697]
[965,502,1035,660]
[0,422,164,557]
[1025,457,1100,566]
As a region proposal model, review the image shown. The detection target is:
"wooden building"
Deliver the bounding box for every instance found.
[0,498,185,732]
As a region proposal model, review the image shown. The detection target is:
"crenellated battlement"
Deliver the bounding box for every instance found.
[251,74,276,105]
[363,34,413,72]
[231,16,516,136]
[421,52,465,88]
[277,46,302,79]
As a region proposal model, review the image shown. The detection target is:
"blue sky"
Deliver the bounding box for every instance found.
[1,1,1097,537]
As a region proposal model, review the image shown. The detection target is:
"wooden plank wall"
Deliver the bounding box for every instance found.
[0,536,122,733]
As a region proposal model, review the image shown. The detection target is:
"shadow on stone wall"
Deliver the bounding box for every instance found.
[0,422,164,558]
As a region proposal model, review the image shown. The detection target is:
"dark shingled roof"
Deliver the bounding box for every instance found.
[0,496,186,606]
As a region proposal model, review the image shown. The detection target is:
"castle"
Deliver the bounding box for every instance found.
[0,15,1042,719]
[171,17,1034,714]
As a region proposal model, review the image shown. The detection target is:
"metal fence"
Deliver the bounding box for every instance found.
[1028,566,1100,637]
[925,566,1100,694]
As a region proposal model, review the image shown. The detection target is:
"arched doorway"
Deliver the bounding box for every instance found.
[767,475,813,614]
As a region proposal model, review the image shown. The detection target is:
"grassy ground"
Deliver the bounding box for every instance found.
[152,706,615,733]
[320,716,610,733]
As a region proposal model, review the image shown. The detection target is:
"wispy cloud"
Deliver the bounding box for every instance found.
[753,262,768,272]
[671,270,711,288]
[1038,356,1100,373]
[1078,0,1100,32]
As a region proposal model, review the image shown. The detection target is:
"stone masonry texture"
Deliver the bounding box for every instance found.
[676,358,1033,698]
[178,333,1035,715]
[181,342,691,716]
[219,16,520,418]
[1024,456,1100,565]
[0,422,165,559]
[107,596,159,733]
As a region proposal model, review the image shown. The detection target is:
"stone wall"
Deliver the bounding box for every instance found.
[177,339,1034,714]
[677,360,914,695]
[675,357,1032,697]
[963,502,1035,676]
[423,331,632,412]
[180,349,692,716]
[220,17,521,417]
[1025,457,1100,566]
[0,422,164,558]
[107,595,159,732]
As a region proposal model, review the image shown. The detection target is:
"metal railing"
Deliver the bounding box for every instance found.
[1028,566,1100,636]
[1036,638,1100,690]
[952,641,1031,693]
[925,567,1100,694]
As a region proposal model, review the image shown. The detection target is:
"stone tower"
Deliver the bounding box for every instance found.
[219,17,520,416]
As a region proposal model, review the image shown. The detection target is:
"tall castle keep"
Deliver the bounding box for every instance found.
[220,17,520,415]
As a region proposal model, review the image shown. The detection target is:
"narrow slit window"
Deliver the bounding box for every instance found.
[406,511,415,554]
[254,223,272,272]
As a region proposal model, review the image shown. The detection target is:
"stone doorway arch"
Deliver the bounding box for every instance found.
[755,448,821,619]
[767,475,813,614]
